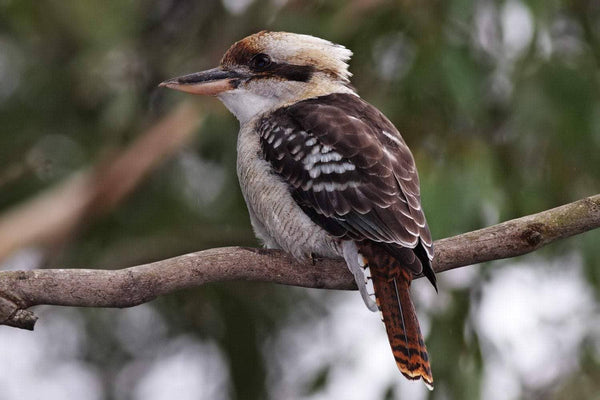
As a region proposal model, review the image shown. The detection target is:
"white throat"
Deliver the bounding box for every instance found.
[218,90,280,124]
[217,77,356,125]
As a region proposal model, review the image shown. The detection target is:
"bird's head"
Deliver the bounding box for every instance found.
[160,31,355,123]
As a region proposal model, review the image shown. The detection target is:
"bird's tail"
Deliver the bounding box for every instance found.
[359,243,433,389]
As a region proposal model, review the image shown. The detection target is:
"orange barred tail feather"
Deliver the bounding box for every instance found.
[359,243,434,389]
[373,267,434,389]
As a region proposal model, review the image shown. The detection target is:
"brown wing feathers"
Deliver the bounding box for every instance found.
[259,92,436,386]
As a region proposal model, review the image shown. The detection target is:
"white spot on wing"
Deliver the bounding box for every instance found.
[308,169,321,179]
[339,162,355,172]
[382,130,403,146]
[382,146,398,162]
[309,181,361,192]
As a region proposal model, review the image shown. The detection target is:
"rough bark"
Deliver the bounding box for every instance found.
[0,194,598,330]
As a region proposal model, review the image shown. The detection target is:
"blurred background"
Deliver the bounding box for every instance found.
[0,1,599,399]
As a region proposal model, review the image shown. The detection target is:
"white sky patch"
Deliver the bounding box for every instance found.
[114,304,169,356]
[0,246,45,270]
[473,254,597,398]
[474,1,501,58]
[265,289,430,400]
[221,0,254,15]
[501,0,534,60]
[175,150,226,212]
[372,32,416,81]
[130,336,231,400]
[474,0,534,103]
[443,264,481,290]
[481,361,521,400]
[0,309,103,400]
[536,28,553,59]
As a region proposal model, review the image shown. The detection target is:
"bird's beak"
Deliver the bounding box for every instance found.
[159,67,243,96]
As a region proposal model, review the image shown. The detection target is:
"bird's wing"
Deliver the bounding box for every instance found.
[258,92,434,285]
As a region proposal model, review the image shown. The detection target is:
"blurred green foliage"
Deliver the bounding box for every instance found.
[1,1,599,399]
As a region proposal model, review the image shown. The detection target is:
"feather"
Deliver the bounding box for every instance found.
[258,91,436,388]
[258,93,435,281]
[359,242,434,389]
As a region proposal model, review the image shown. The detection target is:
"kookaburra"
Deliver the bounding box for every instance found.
[161,31,436,388]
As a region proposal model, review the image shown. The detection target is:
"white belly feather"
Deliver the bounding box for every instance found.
[236,121,341,261]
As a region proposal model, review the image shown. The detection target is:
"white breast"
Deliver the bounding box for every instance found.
[235,121,341,261]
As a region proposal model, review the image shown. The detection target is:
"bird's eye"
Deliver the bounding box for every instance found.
[250,53,272,71]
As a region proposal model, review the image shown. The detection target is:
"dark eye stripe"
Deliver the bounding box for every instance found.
[248,61,314,82]
[270,63,314,82]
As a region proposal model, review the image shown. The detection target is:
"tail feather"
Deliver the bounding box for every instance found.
[359,243,433,389]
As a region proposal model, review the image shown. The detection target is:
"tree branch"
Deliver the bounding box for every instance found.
[1,194,598,330]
